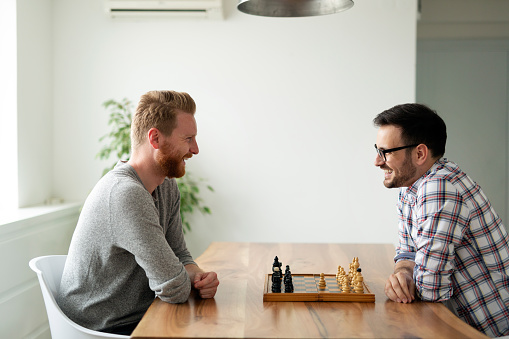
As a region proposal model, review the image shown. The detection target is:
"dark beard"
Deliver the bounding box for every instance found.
[383,154,417,188]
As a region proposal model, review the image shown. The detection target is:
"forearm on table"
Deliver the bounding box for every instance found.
[394,260,415,276]
[184,263,205,287]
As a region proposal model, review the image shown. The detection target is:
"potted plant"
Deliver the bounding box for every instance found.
[97,98,213,233]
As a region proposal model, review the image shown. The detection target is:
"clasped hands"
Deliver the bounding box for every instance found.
[193,271,220,299]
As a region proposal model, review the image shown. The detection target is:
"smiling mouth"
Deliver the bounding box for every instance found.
[382,167,393,179]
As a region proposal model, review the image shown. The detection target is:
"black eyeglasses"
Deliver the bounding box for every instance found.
[374,144,419,162]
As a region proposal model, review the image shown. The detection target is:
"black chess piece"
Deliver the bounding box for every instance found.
[271,256,282,293]
[284,265,291,284]
[273,256,282,272]
[272,274,282,292]
[284,265,294,293]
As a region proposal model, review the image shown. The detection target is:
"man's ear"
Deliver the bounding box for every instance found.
[414,144,429,165]
[148,128,161,149]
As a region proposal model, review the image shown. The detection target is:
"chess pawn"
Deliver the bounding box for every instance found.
[354,270,364,293]
[337,274,344,285]
[354,281,364,293]
[338,274,347,289]
[349,264,355,285]
[318,273,326,289]
[341,280,350,293]
[336,265,343,281]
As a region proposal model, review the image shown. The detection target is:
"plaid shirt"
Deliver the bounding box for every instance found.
[395,158,509,337]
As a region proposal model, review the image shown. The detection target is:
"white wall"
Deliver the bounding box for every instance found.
[16,0,54,207]
[0,0,18,210]
[48,0,417,256]
[0,204,80,339]
[417,39,509,228]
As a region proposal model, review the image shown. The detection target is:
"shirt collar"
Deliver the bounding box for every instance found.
[402,157,447,197]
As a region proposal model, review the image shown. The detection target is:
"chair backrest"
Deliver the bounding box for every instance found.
[29,255,129,339]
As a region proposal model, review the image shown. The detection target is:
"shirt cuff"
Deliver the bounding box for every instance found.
[394,252,416,263]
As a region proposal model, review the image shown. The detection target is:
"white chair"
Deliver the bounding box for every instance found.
[29,255,129,339]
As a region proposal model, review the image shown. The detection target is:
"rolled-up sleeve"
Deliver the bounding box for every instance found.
[413,179,468,301]
[395,189,417,263]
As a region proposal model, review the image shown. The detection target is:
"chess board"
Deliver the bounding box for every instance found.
[263,274,375,302]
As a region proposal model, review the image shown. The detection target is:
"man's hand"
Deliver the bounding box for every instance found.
[384,260,416,303]
[193,271,219,299]
[185,264,219,299]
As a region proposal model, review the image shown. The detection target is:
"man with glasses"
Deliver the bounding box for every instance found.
[374,103,509,337]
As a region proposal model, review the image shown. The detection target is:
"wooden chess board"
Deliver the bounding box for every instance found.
[263,274,375,302]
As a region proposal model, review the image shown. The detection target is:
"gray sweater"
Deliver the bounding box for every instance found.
[58,162,195,331]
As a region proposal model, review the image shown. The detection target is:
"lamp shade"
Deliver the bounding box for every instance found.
[237,0,354,17]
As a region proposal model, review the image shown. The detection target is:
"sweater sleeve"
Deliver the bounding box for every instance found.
[162,178,196,267]
[108,181,191,303]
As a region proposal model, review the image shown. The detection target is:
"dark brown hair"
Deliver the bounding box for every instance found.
[374,103,447,158]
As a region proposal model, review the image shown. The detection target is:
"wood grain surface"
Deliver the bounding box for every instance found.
[131,242,488,338]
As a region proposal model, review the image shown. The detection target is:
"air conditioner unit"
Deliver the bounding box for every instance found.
[105,0,223,20]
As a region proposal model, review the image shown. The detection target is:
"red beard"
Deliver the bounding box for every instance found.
[156,148,192,179]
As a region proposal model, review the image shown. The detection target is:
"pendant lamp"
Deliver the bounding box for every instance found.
[237,0,354,18]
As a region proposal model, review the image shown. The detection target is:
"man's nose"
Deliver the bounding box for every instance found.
[374,154,384,166]
[191,139,199,155]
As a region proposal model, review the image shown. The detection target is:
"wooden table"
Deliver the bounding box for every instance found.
[131,242,488,338]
